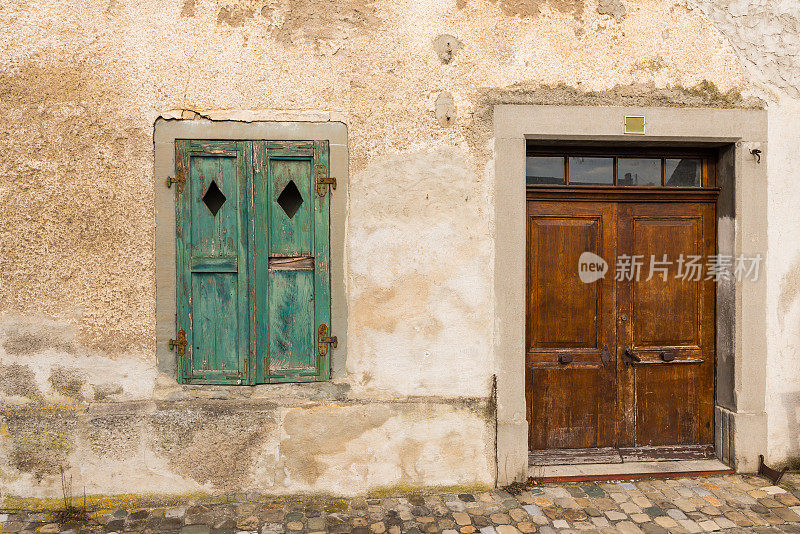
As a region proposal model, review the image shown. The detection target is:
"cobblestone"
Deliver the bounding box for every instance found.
[4,474,800,534]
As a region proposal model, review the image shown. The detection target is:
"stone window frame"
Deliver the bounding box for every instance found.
[154,118,349,382]
[493,105,768,483]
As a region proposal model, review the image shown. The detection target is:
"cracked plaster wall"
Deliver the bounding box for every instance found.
[0,0,796,495]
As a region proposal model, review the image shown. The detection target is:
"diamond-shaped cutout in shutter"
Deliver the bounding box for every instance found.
[202,180,226,216]
[277,180,303,219]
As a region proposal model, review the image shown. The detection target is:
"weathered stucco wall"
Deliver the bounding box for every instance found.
[686,0,800,467]
[764,100,800,468]
[1,398,493,498]
[0,0,795,496]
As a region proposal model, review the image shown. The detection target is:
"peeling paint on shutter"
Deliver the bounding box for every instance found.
[176,140,252,384]
[253,141,332,383]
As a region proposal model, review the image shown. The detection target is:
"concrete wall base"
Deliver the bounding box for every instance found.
[496,420,528,485]
[715,406,769,473]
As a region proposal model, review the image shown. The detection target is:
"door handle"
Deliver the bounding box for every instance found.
[622,347,641,366]
[558,353,573,365]
[660,351,676,362]
[601,345,611,365]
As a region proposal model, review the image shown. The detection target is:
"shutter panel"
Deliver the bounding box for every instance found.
[254,141,331,382]
[176,140,251,384]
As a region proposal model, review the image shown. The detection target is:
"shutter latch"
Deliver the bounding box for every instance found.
[315,164,336,197]
[166,173,185,193]
[318,324,338,357]
[169,329,187,356]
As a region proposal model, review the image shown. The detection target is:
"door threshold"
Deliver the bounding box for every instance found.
[529,459,733,483]
[528,445,731,482]
[528,444,716,466]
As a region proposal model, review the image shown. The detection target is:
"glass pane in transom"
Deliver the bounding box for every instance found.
[666,158,702,187]
[618,158,661,186]
[569,157,614,185]
[526,156,565,185]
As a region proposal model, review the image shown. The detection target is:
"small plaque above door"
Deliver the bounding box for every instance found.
[624,116,646,135]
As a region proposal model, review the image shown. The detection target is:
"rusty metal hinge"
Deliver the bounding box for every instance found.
[166,172,185,193]
[318,324,338,357]
[315,164,336,197]
[168,329,187,357]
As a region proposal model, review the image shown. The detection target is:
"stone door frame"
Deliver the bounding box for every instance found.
[493,105,768,483]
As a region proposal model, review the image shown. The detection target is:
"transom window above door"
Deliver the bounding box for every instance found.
[526,146,715,188]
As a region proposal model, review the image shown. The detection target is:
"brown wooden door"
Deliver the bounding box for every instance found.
[526,201,617,450]
[526,200,716,451]
[616,202,716,447]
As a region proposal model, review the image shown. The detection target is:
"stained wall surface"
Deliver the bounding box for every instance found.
[687,0,800,468]
[0,0,797,497]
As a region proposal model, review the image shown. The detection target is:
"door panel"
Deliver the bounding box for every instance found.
[267,270,316,374]
[531,218,600,348]
[616,202,715,447]
[526,202,617,450]
[631,217,700,347]
[633,365,700,445]
[192,272,241,373]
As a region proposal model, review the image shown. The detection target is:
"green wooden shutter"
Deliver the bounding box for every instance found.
[176,140,252,384]
[253,141,332,383]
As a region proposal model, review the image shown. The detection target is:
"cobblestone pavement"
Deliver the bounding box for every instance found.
[3,474,800,534]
